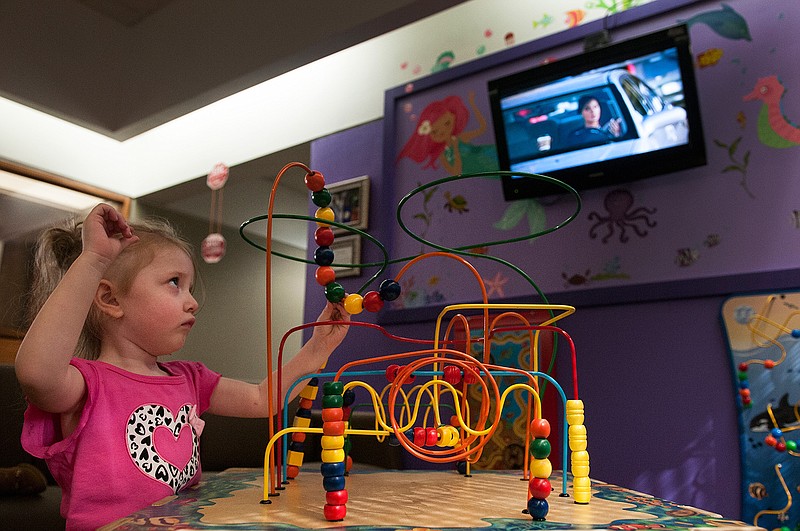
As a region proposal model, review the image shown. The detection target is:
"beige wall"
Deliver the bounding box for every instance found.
[133,202,307,383]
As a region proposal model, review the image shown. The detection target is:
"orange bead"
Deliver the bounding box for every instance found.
[764,359,775,369]
[323,421,346,436]
[530,418,551,438]
[299,398,314,409]
[315,266,336,286]
[345,454,353,473]
[304,171,325,192]
[291,431,306,443]
[286,465,300,479]
[322,408,344,422]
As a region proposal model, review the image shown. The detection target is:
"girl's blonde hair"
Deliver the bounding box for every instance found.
[27,213,199,360]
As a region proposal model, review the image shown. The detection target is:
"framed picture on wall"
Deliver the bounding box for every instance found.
[331,234,362,278]
[327,175,369,235]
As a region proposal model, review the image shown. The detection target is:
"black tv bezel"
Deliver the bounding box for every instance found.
[488,24,706,201]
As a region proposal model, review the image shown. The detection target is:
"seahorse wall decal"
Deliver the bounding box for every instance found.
[743,75,800,148]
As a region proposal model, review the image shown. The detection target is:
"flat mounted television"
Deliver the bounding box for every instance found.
[488,24,706,200]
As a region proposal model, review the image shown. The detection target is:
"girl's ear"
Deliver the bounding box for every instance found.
[95,280,123,318]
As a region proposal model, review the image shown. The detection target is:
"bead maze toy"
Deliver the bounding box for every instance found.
[239,162,589,523]
[721,292,800,530]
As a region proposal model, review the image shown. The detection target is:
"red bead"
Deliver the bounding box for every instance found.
[776,441,787,452]
[315,226,335,247]
[765,435,777,447]
[286,465,300,479]
[323,421,346,436]
[326,490,348,505]
[291,431,306,443]
[341,406,352,421]
[345,454,353,473]
[742,396,752,405]
[765,359,775,369]
[463,368,480,384]
[324,503,346,521]
[386,364,400,382]
[413,427,426,446]
[738,362,748,371]
[363,291,384,312]
[305,171,325,192]
[529,477,552,498]
[530,418,551,438]
[443,365,462,384]
[426,427,438,446]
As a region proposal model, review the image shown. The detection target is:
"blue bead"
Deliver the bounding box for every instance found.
[295,408,311,419]
[320,462,346,477]
[314,247,334,266]
[288,440,304,452]
[342,389,356,407]
[527,497,549,520]
[739,381,749,389]
[772,427,783,438]
[388,433,400,446]
[323,475,346,492]
[792,329,800,338]
[379,279,401,301]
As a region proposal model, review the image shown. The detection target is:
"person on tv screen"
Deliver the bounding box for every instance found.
[566,94,622,147]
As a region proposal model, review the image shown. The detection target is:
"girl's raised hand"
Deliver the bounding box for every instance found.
[311,302,351,352]
[81,204,139,264]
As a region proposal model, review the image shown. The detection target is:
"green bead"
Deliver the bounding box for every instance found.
[530,438,551,459]
[786,440,797,452]
[325,282,345,303]
[322,395,343,408]
[738,371,748,381]
[343,436,353,456]
[323,381,344,396]
[312,188,332,208]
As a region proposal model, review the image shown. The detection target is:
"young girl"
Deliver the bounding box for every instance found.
[15,203,350,530]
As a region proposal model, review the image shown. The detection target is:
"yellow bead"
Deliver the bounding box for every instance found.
[321,449,346,463]
[315,207,335,227]
[569,424,587,451]
[299,385,318,400]
[530,457,552,479]
[566,400,585,425]
[343,294,364,315]
[321,435,345,449]
[436,425,458,447]
[571,451,590,477]
[287,450,305,467]
[573,475,592,504]
[293,416,311,428]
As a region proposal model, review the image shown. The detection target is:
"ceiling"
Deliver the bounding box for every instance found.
[0,0,471,249]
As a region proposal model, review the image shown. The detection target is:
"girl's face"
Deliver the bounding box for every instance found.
[429,111,456,143]
[581,99,602,126]
[117,246,197,357]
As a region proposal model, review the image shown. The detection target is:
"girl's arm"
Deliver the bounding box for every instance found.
[15,204,138,413]
[459,91,489,144]
[207,302,350,418]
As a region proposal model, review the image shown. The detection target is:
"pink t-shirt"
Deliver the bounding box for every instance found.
[22,358,221,530]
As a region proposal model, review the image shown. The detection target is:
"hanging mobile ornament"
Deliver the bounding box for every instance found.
[202,162,229,264]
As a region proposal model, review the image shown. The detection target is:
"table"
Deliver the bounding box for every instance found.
[102,467,762,530]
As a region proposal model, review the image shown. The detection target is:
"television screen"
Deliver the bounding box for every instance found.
[488,24,706,200]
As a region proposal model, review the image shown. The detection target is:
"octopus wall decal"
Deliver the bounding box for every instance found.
[587,188,657,244]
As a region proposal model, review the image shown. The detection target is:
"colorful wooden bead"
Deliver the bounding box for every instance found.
[326,490,348,505]
[321,449,345,462]
[344,293,364,315]
[425,427,438,447]
[363,291,384,312]
[304,171,325,192]
[342,389,355,407]
[527,497,549,520]
[315,207,335,226]
[443,365,462,384]
[322,475,346,492]
[573,476,592,504]
[291,431,306,443]
[322,408,344,422]
[321,461,346,477]
[323,381,344,395]
[323,421,346,436]
[530,438,551,459]
[530,418,551,438]
[378,279,401,301]
[314,226,335,246]
[529,477,552,498]
[321,435,345,450]
[324,503,347,521]
[322,395,343,408]
[530,458,552,479]
[385,364,400,382]
[324,282,345,303]
[286,465,300,479]
[413,427,426,446]
[314,247,334,266]
[312,188,332,208]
